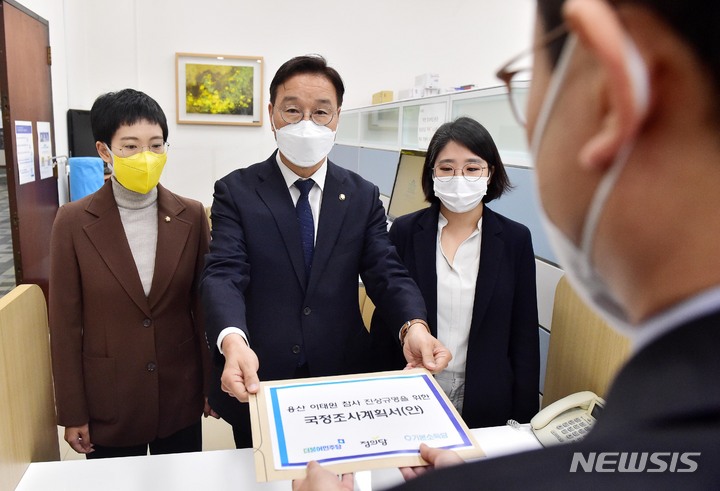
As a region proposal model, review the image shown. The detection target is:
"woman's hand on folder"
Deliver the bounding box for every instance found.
[399,443,464,481]
[403,327,452,374]
[220,333,260,402]
[292,461,354,491]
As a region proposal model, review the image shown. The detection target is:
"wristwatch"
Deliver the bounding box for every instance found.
[399,319,431,346]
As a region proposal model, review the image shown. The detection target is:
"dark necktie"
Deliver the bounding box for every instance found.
[295,178,315,278]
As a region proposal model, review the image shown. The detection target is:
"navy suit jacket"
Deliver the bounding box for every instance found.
[393,309,720,489]
[372,204,539,428]
[200,152,426,431]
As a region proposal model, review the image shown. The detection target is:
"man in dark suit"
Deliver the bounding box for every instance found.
[294,0,720,488]
[200,55,451,448]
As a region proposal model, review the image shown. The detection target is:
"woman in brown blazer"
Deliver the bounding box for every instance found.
[49,89,214,459]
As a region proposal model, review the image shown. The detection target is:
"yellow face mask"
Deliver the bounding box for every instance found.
[110,150,167,195]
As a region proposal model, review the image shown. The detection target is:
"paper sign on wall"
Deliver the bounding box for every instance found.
[37,121,54,180]
[417,103,446,149]
[15,121,35,185]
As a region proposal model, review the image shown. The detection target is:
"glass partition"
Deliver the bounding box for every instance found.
[359,107,400,148]
[402,101,447,150]
[338,86,530,166]
[336,111,359,144]
[451,90,529,166]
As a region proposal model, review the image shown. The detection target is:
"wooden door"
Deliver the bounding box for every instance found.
[0,0,58,298]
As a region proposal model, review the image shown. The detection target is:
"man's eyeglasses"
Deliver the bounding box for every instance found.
[495,23,568,127]
[433,162,489,182]
[276,105,336,127]
[113,142,169,159]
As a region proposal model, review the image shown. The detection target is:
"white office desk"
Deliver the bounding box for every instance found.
[16,427,541,491]
[15,448,285,491]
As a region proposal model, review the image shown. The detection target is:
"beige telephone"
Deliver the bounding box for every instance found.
[531,391,605,447]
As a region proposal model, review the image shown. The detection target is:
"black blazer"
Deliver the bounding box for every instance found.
[372,203,539,428]
[393,309,720,489]
[200,152,426,435]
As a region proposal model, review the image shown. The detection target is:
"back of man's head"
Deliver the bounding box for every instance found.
[538,0,720,118]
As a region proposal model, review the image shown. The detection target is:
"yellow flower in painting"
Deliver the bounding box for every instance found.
[185,63,254,115]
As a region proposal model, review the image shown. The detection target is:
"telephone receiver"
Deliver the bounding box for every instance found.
[530,391,605,447]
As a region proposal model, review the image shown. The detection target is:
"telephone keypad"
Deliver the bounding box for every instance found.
[551,415,593,443]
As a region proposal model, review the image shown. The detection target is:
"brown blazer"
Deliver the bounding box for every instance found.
[49,180,211,447]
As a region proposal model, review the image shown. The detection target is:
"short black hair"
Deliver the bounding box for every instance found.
[537,0,720,116]
[90,89,169,146]
[421,117,512,205]
[269,55,345,107]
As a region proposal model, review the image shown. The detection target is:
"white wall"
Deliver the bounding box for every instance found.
[18,0,534,205]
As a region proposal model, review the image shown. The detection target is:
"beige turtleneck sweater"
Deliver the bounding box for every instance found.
[111,177,158,297]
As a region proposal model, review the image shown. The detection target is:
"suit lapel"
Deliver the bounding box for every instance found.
[147,184,191,308]
[470,207,503,333]
[413,206,440,333]
[256,158,308,288]
[83,181,151,316]
[307,162,349,294]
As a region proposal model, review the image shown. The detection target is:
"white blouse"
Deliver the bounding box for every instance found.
[434,212,482,414]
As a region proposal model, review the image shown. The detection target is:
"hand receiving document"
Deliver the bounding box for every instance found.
[249,368,484,481]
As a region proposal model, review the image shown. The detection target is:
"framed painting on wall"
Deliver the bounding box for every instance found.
[176,53,264,126]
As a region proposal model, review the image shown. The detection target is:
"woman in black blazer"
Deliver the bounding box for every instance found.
[372,117,539,428]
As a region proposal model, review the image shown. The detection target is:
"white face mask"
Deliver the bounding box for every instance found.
[433,176,488,213]
[531,34,649,333]
[273,119,336,168]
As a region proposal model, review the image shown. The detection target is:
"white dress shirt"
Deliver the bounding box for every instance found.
[216,154,328,352]
[434,212,482,414]
[632,285,720,351]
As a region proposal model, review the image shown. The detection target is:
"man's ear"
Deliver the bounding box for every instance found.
[268,103,275,134]
[564,0,650,170]
[95,141,111,164]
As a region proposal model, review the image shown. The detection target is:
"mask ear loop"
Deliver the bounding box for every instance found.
[626,35,651,117]
[103,143,115,172]
[579,35,650,255]
[270,107,279,134]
